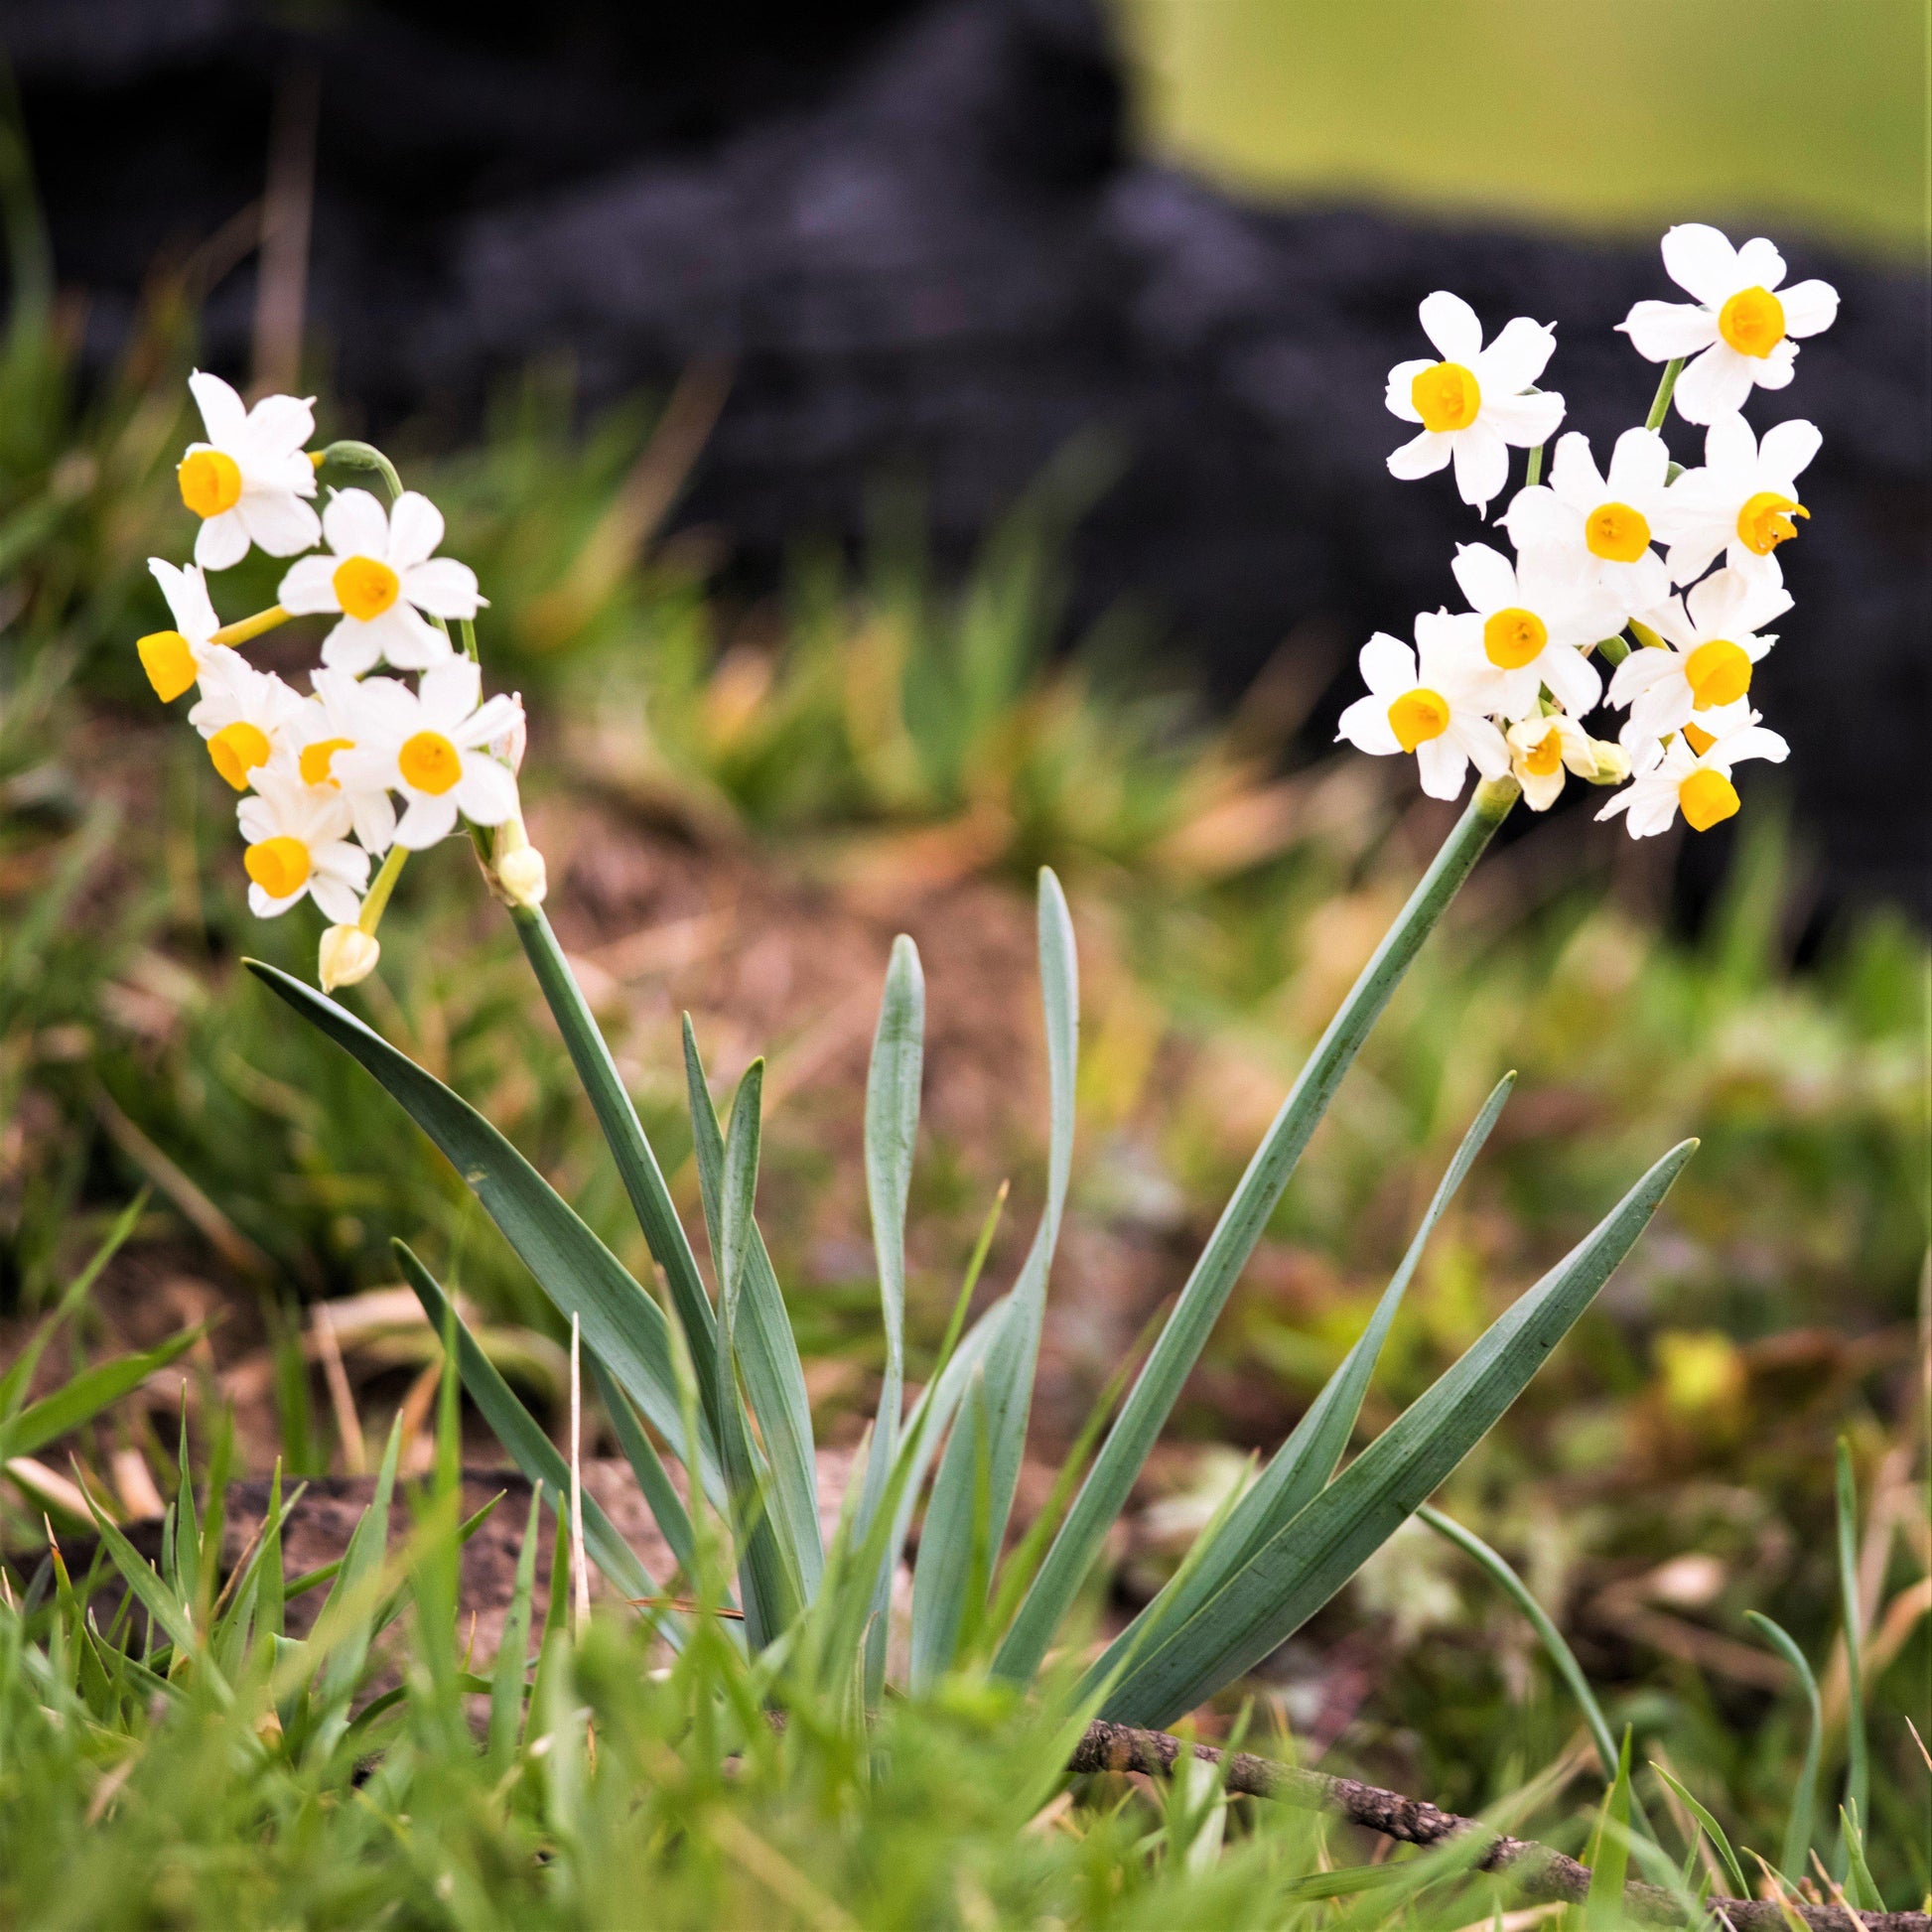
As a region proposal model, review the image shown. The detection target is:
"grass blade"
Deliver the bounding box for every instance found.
[246,958,721,1498]
[1649,1759,1750,1902]
[998,783,1516,1684]
[1833,1437,1868,1879]
[913,869,1076,1688]
[1098,1136,1695,1726]
[1583,1727,1633,1928]
[394,1241,675,1621]
[588,1355,696,1580]
[488,1490,543,1769]
[1745,1609,1823,1884]
[0,1327,203,1463]
[1092,1074,1514,1686]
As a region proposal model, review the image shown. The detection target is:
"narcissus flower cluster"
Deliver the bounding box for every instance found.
[1351,223,1835,838]
[137,373,544,990]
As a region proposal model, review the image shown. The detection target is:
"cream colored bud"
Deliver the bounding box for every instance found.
[494,843,548,907]
[319,923,381,992]
[1587,740,1632,786]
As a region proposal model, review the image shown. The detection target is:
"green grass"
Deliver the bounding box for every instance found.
[1115,0,1924,254]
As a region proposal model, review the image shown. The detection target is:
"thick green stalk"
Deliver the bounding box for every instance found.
[508,904,721,1406]
[995,777,1519,1683]
[1644,357,1685,433]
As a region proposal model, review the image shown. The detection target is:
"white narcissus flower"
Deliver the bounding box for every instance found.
[177,371,321,570]
[1608,568,1789,756]
[1439,541,1609,722]
[1385,293,1566,511]
[187,658,307,792]
[286,669,417,853]
[138,558,243,702]
[236,762,369,922]
[1661,412,1821,591]
[334,657,522,849]
[277,488,483,674]
[1595,704,1789,838]
[1502,429,1677,625]
[1617,224,1839,425]
[1504,712,1602,812]
[1335,619,1510,802]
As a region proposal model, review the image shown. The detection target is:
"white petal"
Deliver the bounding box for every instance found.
[278,553,342,615]
[394,793,462,849]
[386,491,447,572]
[455,693,520,749]
[349,787,397,855]
[194,509,252,572]
[1384,359,1434,423]
[248,882,304,918]
[1336,693,1401,757]
[1540,645,1601,715]
[322,487,391,560]
[418,655,483,722]
[1731,236,1787,293]
[1418,291,1483,364]
[1415,735,1470,800]
[1710,725,1789,768]
[453,756,518,826]
[401,556,482,620]
[1450,542,1517,614]
[310,872,364,926]
[1484,389,1565,449]
[1500,484,1571,553]
[318,619,383,675]
[1472,316,1556,393]
[239,392,317,463]
[236,488,322,559]
[1701,411,1757,479]
[151,558,219,640]
[1450,421,1509,509]
[1751,340,1798,391]
[1359,631,1418,696]
[188,370,249,447]
[1544,433,1606,510]
[1663,531,1725,590]
[1605,427,1671,495]
[237,795,278,841]
[366,603,453,670]
[1671,344,1756,425]
[1618,300,1719,361]
[1660,223,1740,307]
[1386,429,1451,482]
[1757,418,1822,484]
[1454,714,1512,780]
[1778,279,1839,339]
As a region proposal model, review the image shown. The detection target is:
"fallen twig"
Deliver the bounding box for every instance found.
[1066,1719,1930,1932]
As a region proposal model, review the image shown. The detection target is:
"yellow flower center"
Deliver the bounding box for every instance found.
[1388,688,1450,752]
[1684,638,1753,710]
[1681,722,1718,756]
[333,555,401,622]
[243,836,312,899]
[207,721,272,791]
[1717,285,1786,358]
[1678,767,1740,832]
[1734,489,1808,556]
[300,737,354,786]
[1410,361,1482,434]
[177,448,242,519]
[1483,607,1548,670]
[137,629,198,702]
[1586,502,1651,563]
[1521,729,1565,777]
[398,730,463,794]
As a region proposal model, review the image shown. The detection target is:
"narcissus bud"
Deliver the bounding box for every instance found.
[494,843,548,908]
[1587,740,1632,785]
[319,924,381,992]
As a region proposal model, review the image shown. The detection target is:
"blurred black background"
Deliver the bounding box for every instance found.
[9,0,1926,911]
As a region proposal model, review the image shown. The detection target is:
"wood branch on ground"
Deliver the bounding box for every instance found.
[1069,1720,1930,1932]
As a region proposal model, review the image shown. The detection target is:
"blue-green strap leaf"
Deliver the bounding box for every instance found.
[1098,1136,1694,1726]
[246,959,720,1498]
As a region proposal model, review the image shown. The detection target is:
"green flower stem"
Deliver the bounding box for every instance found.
[506,902,721,1400]
[995,776,1520,1684]
[357,847,407,934]
[1643,357,1685,433]
[209,604,294,648]
[1525,442,1545,488]
[318,439,404,503]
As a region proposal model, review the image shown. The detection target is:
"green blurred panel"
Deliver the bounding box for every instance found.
[1115,0,1921,254]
